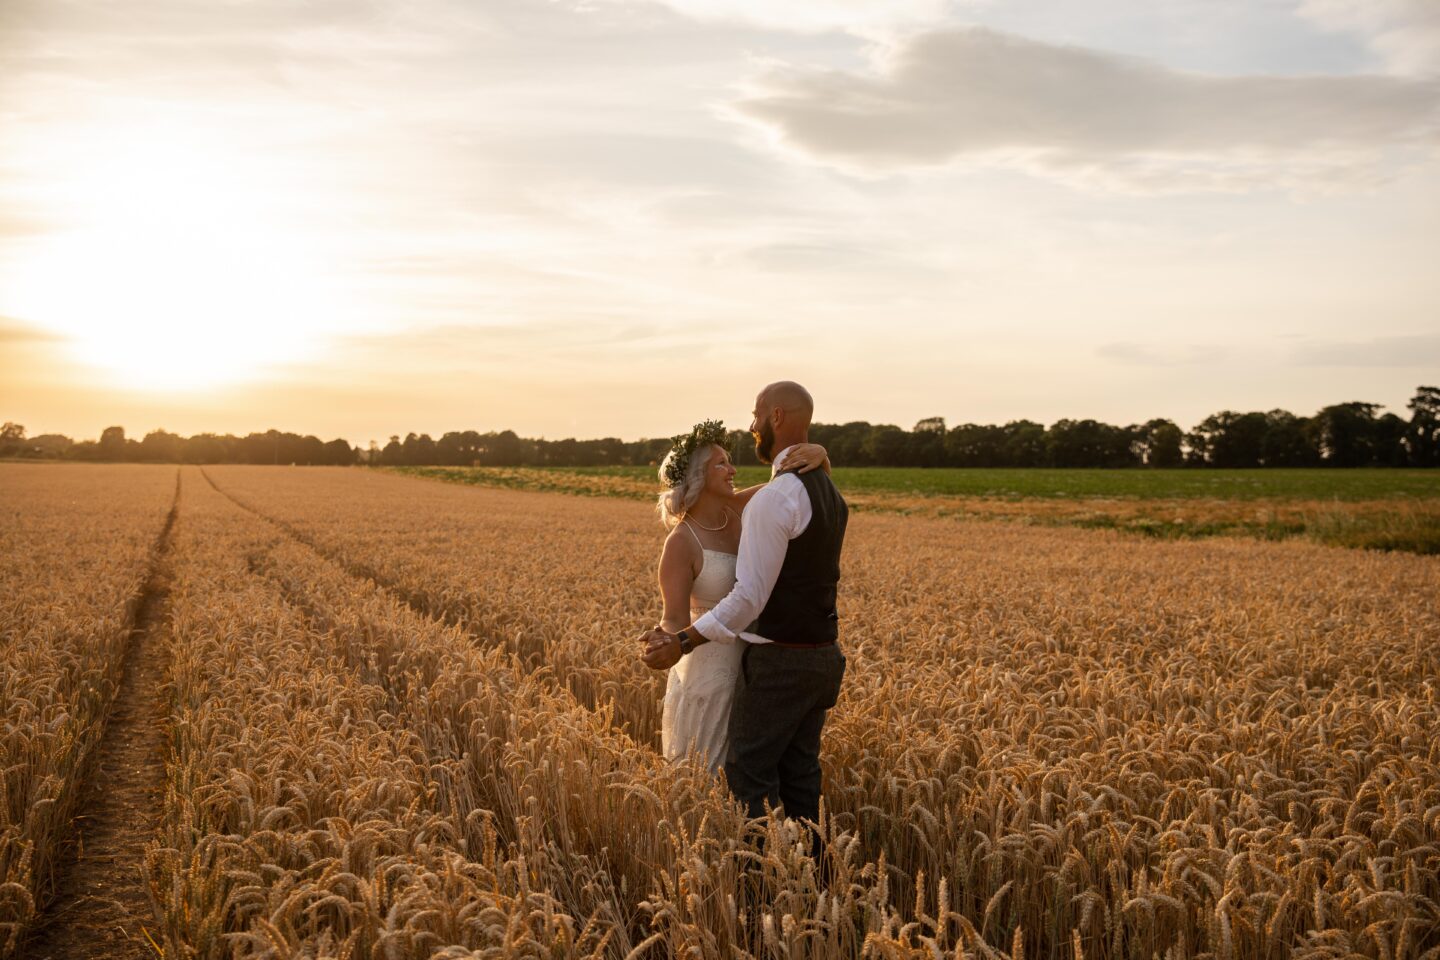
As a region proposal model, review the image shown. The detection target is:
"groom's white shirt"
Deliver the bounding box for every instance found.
[692,444,813,646]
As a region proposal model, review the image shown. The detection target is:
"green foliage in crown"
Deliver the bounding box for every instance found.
[663,419,732,488]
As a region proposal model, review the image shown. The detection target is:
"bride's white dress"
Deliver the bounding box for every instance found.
[661,547,744,772]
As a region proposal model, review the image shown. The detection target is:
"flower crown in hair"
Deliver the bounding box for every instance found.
[663,420,732,488]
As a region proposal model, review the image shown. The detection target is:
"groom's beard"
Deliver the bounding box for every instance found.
[754,422,776,463]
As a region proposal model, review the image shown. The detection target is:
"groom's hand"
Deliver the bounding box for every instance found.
[638,627,671,650]
[641,629,682,670]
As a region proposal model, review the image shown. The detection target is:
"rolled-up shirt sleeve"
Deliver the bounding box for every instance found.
[692,479,803,643]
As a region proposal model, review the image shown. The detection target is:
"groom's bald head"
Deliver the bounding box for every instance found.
[759,381,814,427]
[751,380,814,463]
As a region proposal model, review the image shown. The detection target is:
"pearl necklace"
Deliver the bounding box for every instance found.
[685,510,730,532]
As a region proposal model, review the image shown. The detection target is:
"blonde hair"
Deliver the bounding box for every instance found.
[655,443,720,529]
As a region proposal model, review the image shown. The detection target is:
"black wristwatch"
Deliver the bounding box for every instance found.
[676,629,695,656]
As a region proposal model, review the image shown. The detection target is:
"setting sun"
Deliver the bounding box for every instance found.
[6,127,348,390]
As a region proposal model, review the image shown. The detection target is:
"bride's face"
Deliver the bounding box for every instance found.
[702,445,737,497]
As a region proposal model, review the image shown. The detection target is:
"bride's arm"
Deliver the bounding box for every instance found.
[797,442,833,476]
[657,530,699,635]
[730,443,832,507]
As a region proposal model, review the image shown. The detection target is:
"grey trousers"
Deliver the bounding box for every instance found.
[724,642,846,828]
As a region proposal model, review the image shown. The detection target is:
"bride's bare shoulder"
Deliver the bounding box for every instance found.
[659,526,699,555]
[661,523,702,568]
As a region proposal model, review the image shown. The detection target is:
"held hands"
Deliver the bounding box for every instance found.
[638,627,682,670]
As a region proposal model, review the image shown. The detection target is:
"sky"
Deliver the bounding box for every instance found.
[1,0,1437,445]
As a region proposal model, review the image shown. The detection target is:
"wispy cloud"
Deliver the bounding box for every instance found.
[1297,0,1440,76]
[1098,341,1230,366]
[593,0,952,34]
[740,240,945,278]
[317,319,671,372]
[731,27,1440,192]
[0,210,54,240]
[0,315,64,342]
[1291,334,1440,366]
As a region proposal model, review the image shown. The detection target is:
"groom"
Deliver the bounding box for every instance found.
[641,380,848,848]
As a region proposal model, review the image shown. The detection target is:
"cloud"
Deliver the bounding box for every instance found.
[1291,334,1440,366]
[730,27,1440,192]
[1297,0,1440,76]
[316,320,670,374]
[1097,341,1230,366]
[590,0,951,34]
[741,241,943,277]
[0,315,63,342]
[0,211,54,240]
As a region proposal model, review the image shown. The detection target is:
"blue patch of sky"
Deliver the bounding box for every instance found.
[953,0,1378,76]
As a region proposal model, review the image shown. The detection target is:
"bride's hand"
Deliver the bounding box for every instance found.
[641,630,682,669]
[788,442,830,474]
[637,627,677,669]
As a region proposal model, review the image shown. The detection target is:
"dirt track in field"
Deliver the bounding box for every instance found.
[21,474,178,960]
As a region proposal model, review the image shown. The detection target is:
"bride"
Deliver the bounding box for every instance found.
[654,420,829,771]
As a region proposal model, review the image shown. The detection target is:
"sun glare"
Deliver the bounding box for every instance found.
[6,128,349,391]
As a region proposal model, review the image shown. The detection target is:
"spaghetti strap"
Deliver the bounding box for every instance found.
[681,519,705,552]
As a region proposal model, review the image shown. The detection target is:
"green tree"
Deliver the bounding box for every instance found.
[1407,385,1440,466]
[913,417,946,434]
[1374,413,1409,467]
[323,439,355,465]
[99,425,128,460]
[1135,419,1183,467]
[1000,420,1048,467]
[1186,411,1267,467]
[399,432,437,465]
[1260,410,1318,467]
[725,429,759,466]
[67,440,103,461]
[381,435,403,465]
[140,429,183,462]
[1308,402,1383,466]
[28,434,73,458]
[864,425,909,466]
[181,434,226,464]
[484,430,525,466]
[295,435,327,465]
[1047,419,1136,468]
[908,417,946,466]
[811,422,871,466]
[0,422,23,457]
[946,423,1004,467]
[438,430,484,465]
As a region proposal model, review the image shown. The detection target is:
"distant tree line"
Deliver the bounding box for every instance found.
[808,388,1440,469]
[0,425,356,465]
[4,385,1437,469]
[367,430,673,469]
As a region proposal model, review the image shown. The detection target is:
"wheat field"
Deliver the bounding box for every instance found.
[0,465,175,953]
[1,462,1437,959]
